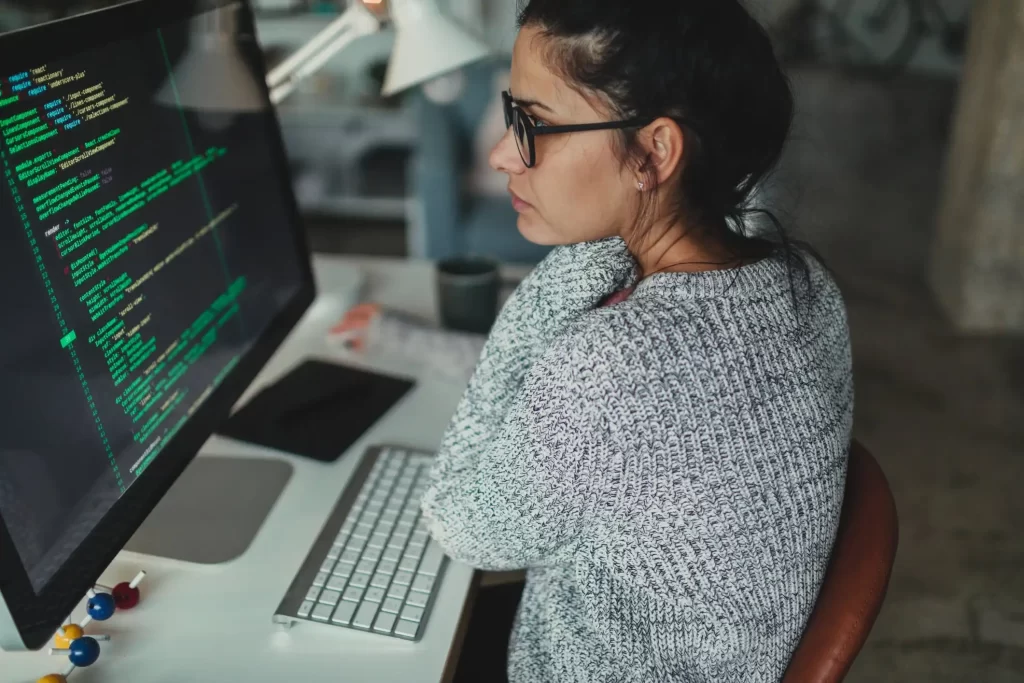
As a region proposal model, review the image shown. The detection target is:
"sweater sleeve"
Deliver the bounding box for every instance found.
[419,332,603,571]
[420,237,638,486]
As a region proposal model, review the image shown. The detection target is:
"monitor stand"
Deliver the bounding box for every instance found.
[123,455,293,565]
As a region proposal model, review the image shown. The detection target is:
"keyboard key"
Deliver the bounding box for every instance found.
[347,536,367,552]
[318,589,341,606]
[418,542,446,577]
[411,575,435,594]
[326,545,341,560]
[386,537,406,551]
[373,611,397,634]
[411,530,429,544]
[362,547,382,563]
[352,601,379,629]
[306,586,322,602]
[342,585,364,602]
[312,571,328,587]
[370,572,392,589]
[381,597,403,613]
[331,601,356,625]
[339,550,360,564]
[320,558,336,573]
[393,571,414,586]
[369,532,389,549]
[402,545,424,562]
[377,560,398,576]
[398,557,419,572]
[400,605,424,623]
[387,583,408,601]
[363,586,386,603]
[379,511,398,524]
[348,573,369,589]
[355,559,377,575]
[394,619,419,639]
[312,604,334,622]
[382,547,402,562]
[331,563,353,580]
[298,600,314,618]
[406,591,428,608]
[326,576,348,592]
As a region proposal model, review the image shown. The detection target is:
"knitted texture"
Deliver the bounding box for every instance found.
[420,237,854,682]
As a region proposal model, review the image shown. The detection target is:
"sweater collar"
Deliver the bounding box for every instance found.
[631,252,791,300]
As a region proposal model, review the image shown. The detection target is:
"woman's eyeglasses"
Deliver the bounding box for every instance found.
[502,90,653,168]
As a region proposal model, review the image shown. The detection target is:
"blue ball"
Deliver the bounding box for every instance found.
[86,593,116,621]
[69,636,100,667]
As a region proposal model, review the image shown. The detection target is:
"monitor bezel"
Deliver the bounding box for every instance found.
[0,0,316,650]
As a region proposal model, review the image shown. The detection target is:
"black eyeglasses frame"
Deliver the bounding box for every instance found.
[501,90,654,168]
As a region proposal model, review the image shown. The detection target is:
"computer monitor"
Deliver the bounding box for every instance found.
[0,0,316,650]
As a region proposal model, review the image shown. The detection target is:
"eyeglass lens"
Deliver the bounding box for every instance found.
[503,93,533,167]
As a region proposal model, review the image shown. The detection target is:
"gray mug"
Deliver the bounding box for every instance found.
[436,256,501,334]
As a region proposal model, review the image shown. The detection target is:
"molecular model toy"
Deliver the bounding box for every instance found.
[36,571,146,683]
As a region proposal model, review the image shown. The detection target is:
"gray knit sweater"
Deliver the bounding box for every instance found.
[420,237,853,682]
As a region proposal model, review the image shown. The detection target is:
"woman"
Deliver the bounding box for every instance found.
[343,0,852,680]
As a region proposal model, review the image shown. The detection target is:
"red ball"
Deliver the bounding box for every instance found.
[111,582,140,609]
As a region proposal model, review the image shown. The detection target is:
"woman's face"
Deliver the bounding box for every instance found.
[489,26,637,247]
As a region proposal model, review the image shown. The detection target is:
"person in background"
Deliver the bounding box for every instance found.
[338,0,854,680]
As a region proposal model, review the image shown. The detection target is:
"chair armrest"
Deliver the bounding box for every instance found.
[407,92,463,260]
[783,440,899,683]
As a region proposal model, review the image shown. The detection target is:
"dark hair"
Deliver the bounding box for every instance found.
[517,0,828,298]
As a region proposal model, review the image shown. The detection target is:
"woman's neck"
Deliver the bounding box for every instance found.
[626,218,749,279]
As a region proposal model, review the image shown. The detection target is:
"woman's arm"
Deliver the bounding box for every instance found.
[427,237,638,474]
[419,319,613,571]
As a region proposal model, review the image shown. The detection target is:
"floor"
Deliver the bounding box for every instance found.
[305,65,1024,681]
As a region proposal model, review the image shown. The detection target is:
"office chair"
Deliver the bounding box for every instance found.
[783,440,899,682]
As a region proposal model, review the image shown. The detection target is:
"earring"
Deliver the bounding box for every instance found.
[637,181,645,191]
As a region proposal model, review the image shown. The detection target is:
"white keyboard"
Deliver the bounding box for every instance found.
[273,445,448,640]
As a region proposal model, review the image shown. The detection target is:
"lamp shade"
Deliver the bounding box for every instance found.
[382,0,492,96]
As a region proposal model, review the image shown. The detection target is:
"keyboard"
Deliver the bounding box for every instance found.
[273,445,448,640]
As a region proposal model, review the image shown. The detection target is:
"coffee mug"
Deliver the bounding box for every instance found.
[436,256,501,334]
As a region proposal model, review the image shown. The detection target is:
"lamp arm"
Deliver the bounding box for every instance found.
[266,2,381,105]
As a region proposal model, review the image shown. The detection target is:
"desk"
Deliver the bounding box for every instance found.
[1,255,495,683]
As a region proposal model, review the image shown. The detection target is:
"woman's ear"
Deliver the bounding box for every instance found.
[638,117,685,187]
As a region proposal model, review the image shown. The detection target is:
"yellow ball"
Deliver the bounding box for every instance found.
[53,623,83,648]
[37,675,67,683]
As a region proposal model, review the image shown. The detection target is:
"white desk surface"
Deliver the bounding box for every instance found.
[1,254,509,683]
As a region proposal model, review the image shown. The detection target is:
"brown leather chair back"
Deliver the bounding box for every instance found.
[783,440,899,682]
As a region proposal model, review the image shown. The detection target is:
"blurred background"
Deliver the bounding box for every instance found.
[2,0,1023,680]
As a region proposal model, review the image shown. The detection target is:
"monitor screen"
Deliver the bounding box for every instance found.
[0,0,310,601]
